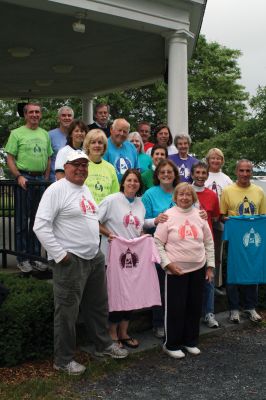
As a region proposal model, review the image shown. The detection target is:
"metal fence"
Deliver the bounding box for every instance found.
[0,180,51,268]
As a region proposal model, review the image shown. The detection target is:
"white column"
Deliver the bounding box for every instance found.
[166,30,193,139]
[82,96,94,124]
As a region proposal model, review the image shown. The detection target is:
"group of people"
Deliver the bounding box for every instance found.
[4,101,265,375]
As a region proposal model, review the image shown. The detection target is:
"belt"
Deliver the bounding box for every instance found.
[19,170,45,177]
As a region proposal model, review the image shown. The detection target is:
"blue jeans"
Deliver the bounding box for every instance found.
[202,279,215,317]
[15,174,45,262]
[226,284,258,310]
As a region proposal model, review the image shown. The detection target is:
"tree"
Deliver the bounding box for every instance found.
[188,35,248,140]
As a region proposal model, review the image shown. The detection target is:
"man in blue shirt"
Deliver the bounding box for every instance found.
[103,118,138,182]
[49,106,74,181]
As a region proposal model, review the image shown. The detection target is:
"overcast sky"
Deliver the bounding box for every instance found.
[201,0,266,97]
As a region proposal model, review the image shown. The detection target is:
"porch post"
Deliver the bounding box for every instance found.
[82,96,94,125]
[166,30,194,140]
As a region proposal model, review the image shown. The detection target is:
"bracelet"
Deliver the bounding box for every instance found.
[16,174,22,180]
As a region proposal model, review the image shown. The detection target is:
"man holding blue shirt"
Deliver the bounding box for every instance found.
[221,159,266,324]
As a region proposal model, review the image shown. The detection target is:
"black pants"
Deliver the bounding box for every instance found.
[165,267,205,351]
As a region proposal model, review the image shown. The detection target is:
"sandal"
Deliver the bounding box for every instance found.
[119,337,139,349]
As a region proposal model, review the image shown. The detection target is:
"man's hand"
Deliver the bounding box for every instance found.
[17,175,28,190]
[199,209,208,220]
[60,253,71,264]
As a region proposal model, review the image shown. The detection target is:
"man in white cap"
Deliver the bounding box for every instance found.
[34,151,128,376]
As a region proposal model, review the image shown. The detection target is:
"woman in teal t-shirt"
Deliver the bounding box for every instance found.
[128,132,152,173]
[142,159,180,339]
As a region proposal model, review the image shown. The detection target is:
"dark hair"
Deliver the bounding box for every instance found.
[153,159,179,187]
[137,121,151,130]
[120,169,143,197]
[23,103,41,114]
[67,119,88,147]
[151,144,168,158]
[153,124,173,146]
[94,103,110,115]
[191,161,209,176]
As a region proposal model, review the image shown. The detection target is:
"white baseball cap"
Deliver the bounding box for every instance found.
[65,150,89,164]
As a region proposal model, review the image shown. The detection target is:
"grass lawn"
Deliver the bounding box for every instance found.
[0,350,140,400]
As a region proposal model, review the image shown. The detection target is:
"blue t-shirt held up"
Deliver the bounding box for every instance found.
[223,215,266,284]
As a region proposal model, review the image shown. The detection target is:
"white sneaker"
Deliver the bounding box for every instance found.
[33,261,48,271]
[184,346,201,355]
[229,310,240,324]
[153,326,165,338]
[53,360,86,375]
[95,342,128,359]
[17,260,33,273]
[204,313,219,328]
[243,309,262,323]
[162,344,185,359]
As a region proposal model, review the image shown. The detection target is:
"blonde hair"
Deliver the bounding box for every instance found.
[206,148,225,166]
[173,182,198,205]
[83,129,107,156]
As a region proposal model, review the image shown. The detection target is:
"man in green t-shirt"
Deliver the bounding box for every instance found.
[5,103,53,273]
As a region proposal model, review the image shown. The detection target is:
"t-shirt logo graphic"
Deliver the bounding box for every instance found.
[209,181,222,198]
[238,196,256,215]
[123,211,140,228]
[116,157,131,175]
[80,195,96,214]
[178,219,198,239]
[95,181,103,192]
[120,248,139,268]
[179,163,190,179]
[34,144,41,153]
[243,228,261,248]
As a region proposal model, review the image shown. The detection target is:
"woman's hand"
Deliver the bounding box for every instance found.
[166,262,184,275]
[205,267,214,282]
[155,213,168,225]
[199,209,208,220]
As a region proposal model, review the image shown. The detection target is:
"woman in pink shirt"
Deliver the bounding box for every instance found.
[154,183,215,359]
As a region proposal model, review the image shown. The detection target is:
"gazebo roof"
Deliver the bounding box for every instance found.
[0,0,206,99]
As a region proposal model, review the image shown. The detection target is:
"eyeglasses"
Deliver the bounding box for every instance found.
[68,162,88,168]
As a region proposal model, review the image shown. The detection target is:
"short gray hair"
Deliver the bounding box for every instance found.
[236,159,253,170]
[58,106,74,118]
[174,133,192,147]
[112,118,130,132]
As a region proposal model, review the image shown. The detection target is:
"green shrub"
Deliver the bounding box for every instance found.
[0,274,54,367]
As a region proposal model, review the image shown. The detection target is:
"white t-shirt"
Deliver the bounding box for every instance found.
[205,171,233,231]
[34,178,99,262]
[55,145,80,173]
[205,171,233,201]
[98,192,145,260]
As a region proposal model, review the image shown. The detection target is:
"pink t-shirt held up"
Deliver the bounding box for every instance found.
[107,235,161,312]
